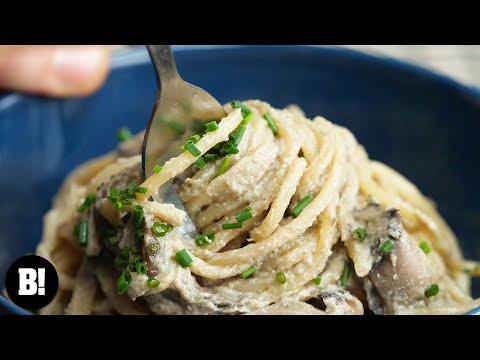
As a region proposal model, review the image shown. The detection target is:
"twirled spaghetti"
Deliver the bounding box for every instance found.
[34,100,480,315]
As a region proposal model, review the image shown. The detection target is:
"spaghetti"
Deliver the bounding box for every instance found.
[35,100,480,315]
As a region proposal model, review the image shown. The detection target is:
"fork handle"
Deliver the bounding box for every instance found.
[146,45,181,86]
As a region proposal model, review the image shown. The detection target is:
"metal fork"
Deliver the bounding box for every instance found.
[142,45,227,235]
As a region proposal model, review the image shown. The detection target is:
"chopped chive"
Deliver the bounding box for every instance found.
[114,201,123,209]
[136,261,148,275]
[152,221,171,237]
[129,254,142,263]
[240,266,256,279]
[195,231,215,246]
[153,164,162,173]
[195,157,207,170]
[109,187,118,203]
[188,134,201,143]
[122,200,132,206]
[147,277,160,288]
[419,241,431,254]
[229,125,247,146]
[235,207,253,223]
[230,100,251,115]
[132,205,144,229]
[263,113,278,135]
[205,121,219,133]
[222,222,243,230]
[352,227,368,241]
[204,153,219,162]
[366,194,378,205]
[126,183,136,196]
[78,193,95,213]
[113,256,128,270]
[341,259,350,288]
[175,249,193,268]
[291,195,313,218]
[379,240,395,255]
[146,243,159,255]
[425,284,440,298]
[216,155,231,176]
[181,140,193,153]
[131,247,141,255]
[120,247,131,258]
[117,270,132,294]
[276,271,287,285]
[313,276,322,285]
[464,268,472,274]
[128,255,143,272]
[78,220,88,248]
[116,127,133,142]
[220,141,239,155]
[135,186,147,194]
[186,143,201,157]
[240,112,253,125]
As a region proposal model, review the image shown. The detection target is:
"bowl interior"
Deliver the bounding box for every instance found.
[1,46,479,313]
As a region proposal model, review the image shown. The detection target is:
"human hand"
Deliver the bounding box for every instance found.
[0,45,110,97]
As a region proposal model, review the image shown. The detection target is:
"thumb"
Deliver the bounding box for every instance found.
[0,45,110,97]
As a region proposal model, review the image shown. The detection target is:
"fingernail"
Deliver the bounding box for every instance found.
[53,46,105,86]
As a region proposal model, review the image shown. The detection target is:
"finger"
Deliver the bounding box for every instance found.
[0,45,110,97]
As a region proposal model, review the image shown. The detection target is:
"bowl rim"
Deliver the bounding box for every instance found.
[2,45,480,108]
[1,45,479,315]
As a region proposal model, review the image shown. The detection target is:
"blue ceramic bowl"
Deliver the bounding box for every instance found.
[1,46,479,315]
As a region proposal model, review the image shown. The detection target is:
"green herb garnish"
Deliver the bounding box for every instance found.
[419,241,431,254]
[291,195,313,218]
[230,100,251,115]
[78,193,95,213]
[205,121,219,133]
[425,284,439,298]
[222,223,243,230]
[379,240,395,255]
[240,266,256,279]
[263,113,278,135]
[116,127,133,142]
[117,270,132,294]
[216,155,231,176]
[195,231,215,246]
[234,207,253,223]
[276,272,287,285]
[352,227,368,241]
[175,249,193,268]
[78,220,88,248]
[147,277,160,288]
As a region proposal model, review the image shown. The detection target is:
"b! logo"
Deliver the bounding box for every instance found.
[5,255,58,310]
[18,268,46,295]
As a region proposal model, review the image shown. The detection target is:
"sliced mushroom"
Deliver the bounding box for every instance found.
[355,205,431,314]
